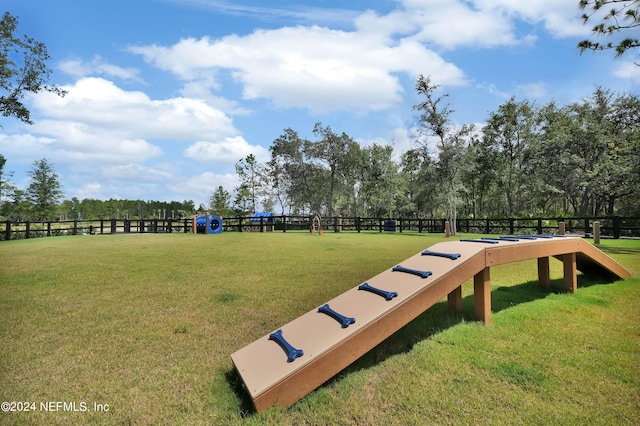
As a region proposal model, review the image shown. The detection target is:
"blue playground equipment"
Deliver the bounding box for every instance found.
[250,212,275,223]
[195,214,223,234]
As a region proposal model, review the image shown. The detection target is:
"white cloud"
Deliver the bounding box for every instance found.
[98,163,174,181]
[471,0,588,38]
[515,81,548,99]
[612,61,640,85]
[29,120,163,164]
[32,78,239,141]
[74,183,105,200]
[171,0,361,26]
[59,56,143,81]
[129,26,467,113]
[166,171,240,207]
[0,134,56,160]
[184,137,270,165]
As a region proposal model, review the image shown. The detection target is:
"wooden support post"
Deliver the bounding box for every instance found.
[593,221,600,244]
[562,253,577,294]
[447,286,463,313]
[445,221,450,238]
[192,217,196,234]
[537,257,550,289]
[474,267,491,324]
[558,221,565,235]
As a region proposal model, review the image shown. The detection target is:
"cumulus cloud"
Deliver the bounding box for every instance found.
[32,78,239,141]
[184,137,270,165]
[515,81,549,99]
[74,183,106,200]
[59,55,143,81]
[129,25,467,113]
[166,171,239,204]
[612,61,640,85]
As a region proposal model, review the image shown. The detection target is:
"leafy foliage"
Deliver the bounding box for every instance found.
[577,0,640,60]
[26,158,62,221]
[0,12,66,126]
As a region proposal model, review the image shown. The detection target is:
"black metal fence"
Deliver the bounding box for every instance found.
[2,215,639,241]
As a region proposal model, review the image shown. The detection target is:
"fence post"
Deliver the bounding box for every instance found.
[5,221,10,240]
[485,219,490,235]
[356,217,361,233]
[445,221,450,238]
[47,222,52,237]
[613,216,621,239]
[509,218,514,235]
[558,220,565,235]
[25,221,31,239]
[282,215,287,233]
[73,220,78,236]
[537,218,542,234]
[593,221,601,244]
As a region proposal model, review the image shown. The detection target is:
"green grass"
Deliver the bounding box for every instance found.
[0,232,638,425]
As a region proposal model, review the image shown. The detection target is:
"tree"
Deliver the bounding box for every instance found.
[0,12,67,126]
[209,185,233,217]
[482,97,539,216]
[413,75,468,234]
[577,0,640,61]
[359,144,399,217]
[26,158,62,220]
[0,153,17,217]
[234,154,266,214]
[307,122,358,217]
[268,128,308,214]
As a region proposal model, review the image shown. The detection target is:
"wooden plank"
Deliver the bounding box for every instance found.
[574,240,631,280]
[231,241,486,412]
[485,237,582,267]
[231,235,631,412]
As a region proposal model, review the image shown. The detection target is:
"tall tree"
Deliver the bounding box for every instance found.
[0,12,67,126]
[268,128,309,214]
[209,185,233,217]
[307,122,358,217]
[359,144,399,217]
[482,97,538,216]
[0,153,17,217]
[26,158,62,220]
[577,0,640,61]
[234,154,266,214]
[413,75,467,234]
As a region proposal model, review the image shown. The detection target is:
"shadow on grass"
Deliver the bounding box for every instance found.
[597,245,640,256]
[224,274,619,415]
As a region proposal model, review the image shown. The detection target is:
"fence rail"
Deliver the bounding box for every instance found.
[2,215,639,241]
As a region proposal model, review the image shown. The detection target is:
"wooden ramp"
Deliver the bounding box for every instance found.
[230,236,630,412]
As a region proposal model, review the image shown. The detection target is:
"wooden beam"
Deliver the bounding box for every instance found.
[562,253,577,293]
[447,286,462,312]
[537,257,550,289]
[473,267,491,324]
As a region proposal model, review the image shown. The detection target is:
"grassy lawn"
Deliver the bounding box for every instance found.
[0,232,638,425]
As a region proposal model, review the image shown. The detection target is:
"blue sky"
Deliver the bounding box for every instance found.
[2,0,639,208]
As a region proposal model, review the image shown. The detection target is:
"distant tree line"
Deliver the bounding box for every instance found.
[229,80,640,224]
[1,79,638,224]
[0,156,199,221]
